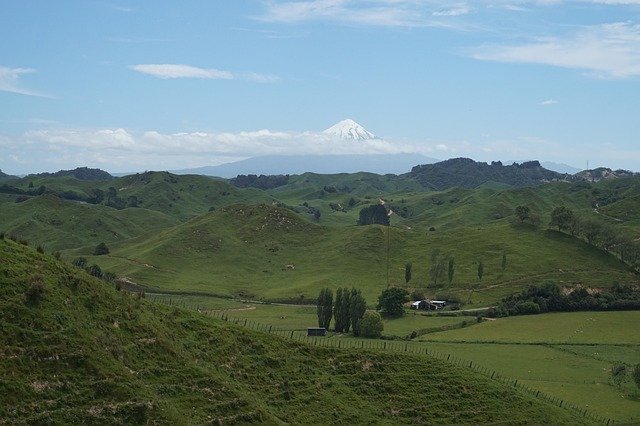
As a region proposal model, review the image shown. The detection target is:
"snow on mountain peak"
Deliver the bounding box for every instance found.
[323,119,377,141]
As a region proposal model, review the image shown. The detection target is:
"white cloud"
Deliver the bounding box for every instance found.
[129,64,279,82]
[432,5,471,16]
[0,67,51,98]
[258,0,476,28]
[130,64,233,79]
[539,99,558,105]
[470,22,640,78]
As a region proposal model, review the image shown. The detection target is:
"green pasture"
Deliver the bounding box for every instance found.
[420,311,640,344]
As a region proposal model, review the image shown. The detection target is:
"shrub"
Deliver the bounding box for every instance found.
[72,257,88,268]
[360,311,383,338]
[87,264,103,278]
[53,251,61,260]
[93,242,110,256]
[24,277,46,305]
[0,231,4,240]
[36,244,44,254]
[634,364,640,390]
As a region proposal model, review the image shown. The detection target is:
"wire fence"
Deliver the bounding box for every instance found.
[150,296,615,425]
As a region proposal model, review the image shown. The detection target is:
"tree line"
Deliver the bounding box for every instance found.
[316,287,382,337]
[488,281,640,317]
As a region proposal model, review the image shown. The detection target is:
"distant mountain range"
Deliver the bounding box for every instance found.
[0,169,18,179]
[171,153,439,178]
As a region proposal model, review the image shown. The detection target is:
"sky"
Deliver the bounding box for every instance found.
[1,0,640,175]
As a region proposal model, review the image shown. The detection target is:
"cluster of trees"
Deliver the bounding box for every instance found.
[377,287,409,317]
[549,206,640,270]
[71,257,116,283]
[357,204,389,226]
[488,281,640,317]
[230,174,289,190]
[316,287,373,336]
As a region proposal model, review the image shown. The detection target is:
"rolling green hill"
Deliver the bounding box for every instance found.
[78,203,636,305]
[0,238,588,424]
[0,195,179,251]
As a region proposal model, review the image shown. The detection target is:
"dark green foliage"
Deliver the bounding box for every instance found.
[404,262,412,284]
[316,287,333,329]
[349,288,367,337]
[24,276,46,305]
[447,257,455,286]
[72,257,88,268]
[429,250,446,287]
[359,311,383,338]
[477,260,484,282]
[377,287,408,317]
[502,252,507,271]
[36,244,44,254]
[515,205,530,223]
[357,204,389,226]
[87,264,103,278]
[27,166,113,181]
[549,206,575,232]
[230,174,289,190]
[334,288,348,332]
[409,158,568,190]
[93,242,110,255]
[341,288,351,332]
[489,281,640,317]
[634,364,640,390]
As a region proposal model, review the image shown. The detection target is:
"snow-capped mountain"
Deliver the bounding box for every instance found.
[323,119,377,141]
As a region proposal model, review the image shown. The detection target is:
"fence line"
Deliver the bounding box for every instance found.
[149,296,614,425]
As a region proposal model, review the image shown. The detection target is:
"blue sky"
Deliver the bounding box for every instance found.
[1,0,640,174]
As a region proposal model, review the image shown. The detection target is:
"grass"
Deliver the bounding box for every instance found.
[86,203,635,306]
[147,294,477,338]
[0,238,590,424]
[419,311,640,345]
[416,311,640,423]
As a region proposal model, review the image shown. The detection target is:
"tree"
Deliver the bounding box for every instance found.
[377,287,408,317]
[93,242,110,255]
[447,256,455,286]
[501,252,507,271]
[429,250,445,286]
[72,257,88,268]
[316,288,333,329]
[404,262,412,284]
[87,264,103,278]
[549,206,575,232]
[350,288,367,337]
[357,204,389,226]
[515,205,530,223]
[477,260,484,282]
[334,288,345,332]
[360,311,383,338]
[634,364,640,391]
[341,288,352,332]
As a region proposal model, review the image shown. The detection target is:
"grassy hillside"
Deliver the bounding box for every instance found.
[0,195,179,251]
[0,238,587,424]
[80,203,635,305]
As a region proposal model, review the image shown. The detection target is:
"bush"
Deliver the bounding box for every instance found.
[360,311,383,338]
[87,264,103,278]
[93,242,110,256]
[36,244,44,254]
[72,257,88,268]
[25,277,46,305]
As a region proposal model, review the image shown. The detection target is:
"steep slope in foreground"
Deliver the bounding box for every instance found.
[0,239,588,424]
